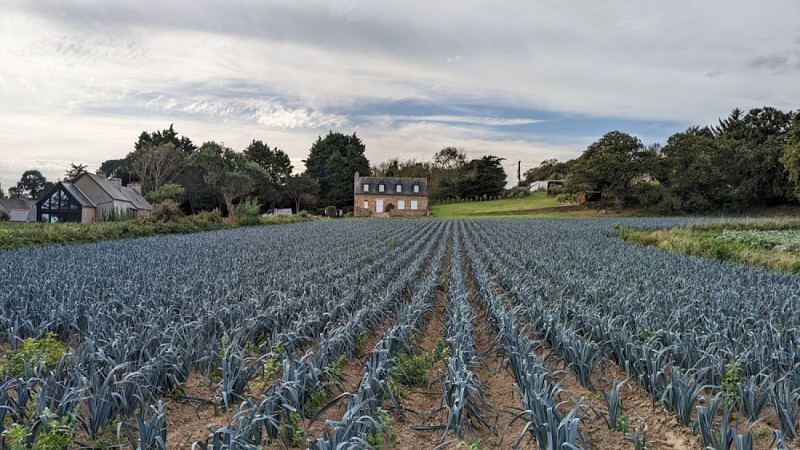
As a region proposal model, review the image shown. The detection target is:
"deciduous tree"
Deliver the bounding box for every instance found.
[285,174,319,213]
[131,143,185,194]
[187,142,266,217]
[12,170,48,199]
[145,183,186,205]
[524,159,573,183]
[431,147,468,200]
[567,131,648,208]
[780,113,800,198]
[244,140,293,210]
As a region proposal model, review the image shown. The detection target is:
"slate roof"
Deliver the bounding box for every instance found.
[355,176,428,195]
[9,210,30,222]
[83,173,151,211]
[60,183,95,207]
[0,198,34,212]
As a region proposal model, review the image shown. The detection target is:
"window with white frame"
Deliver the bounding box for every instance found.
[363,200,369,209]
[363,183,369,192]
[413,184,420,193]
[397,200,405,210]
[411,200,418,210]
[378,184,385,192]
[396,184,402,193]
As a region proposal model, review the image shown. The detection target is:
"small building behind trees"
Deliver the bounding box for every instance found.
[36,172,151,223]
[0,199,35,222]
[529,179,565,194]
[354,172,428,217]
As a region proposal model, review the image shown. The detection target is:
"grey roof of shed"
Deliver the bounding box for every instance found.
[355,177,428,195]
[9,210,31,222]
[83,173,152,211]
[0,198,34,212]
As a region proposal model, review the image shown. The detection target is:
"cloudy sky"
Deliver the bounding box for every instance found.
[1,1,798,191]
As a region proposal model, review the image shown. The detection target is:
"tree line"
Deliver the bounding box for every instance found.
[527,106,800,212]
[2,125,510,215]
[6,105,795,216]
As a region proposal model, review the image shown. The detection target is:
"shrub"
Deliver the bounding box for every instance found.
[190,209,225,228]
[0,210,9,221]
[1,333,65,377]
[147,199,184,222]
[145,183,186,204]
[556,193,578,204]
[236,198,262,226]
[4,414,75,450]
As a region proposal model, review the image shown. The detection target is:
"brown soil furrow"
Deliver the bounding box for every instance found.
[384,234,453,449]
[388,289,451,449]
[304,315,396,444]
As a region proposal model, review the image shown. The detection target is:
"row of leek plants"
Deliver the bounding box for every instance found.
[191,221,449,448]
[460,222,586,450]
[0,221,440,449]
[437,226,488,443]
[309,222,450,449]
[464,220,796,446]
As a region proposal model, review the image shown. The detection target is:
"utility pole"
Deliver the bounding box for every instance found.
[517,161,521,186]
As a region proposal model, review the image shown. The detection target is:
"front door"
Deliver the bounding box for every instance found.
[375,199,384,213]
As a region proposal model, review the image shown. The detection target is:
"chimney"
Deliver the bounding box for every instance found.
[128,183,142,194]
[354,171,360,181]
[110,177,122,187]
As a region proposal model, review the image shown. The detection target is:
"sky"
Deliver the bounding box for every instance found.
[1,1,799,192]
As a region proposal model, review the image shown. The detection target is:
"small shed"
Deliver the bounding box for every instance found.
[0,199,35,222]
[529,179,565,194]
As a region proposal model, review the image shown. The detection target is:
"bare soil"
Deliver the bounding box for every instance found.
[304,315,397,445]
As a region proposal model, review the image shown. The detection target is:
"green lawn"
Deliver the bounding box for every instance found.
[430,192,574,219]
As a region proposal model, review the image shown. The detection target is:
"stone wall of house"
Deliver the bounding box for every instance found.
[354,193,428,217]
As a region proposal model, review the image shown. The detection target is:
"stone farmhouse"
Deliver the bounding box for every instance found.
[354,172,428,217]
[36,172,151,223]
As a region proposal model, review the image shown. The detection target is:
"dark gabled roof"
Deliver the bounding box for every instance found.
[61,182,95,207]
[120,186,151,210]
[0,198,34,211]
[82,173,151,211]
[355,176,428,195]
[35,182,95,208]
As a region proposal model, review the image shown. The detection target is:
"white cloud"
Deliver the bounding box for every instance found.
[1,1,799,191]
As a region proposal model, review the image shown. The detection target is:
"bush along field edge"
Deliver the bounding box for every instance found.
[615,220,800,274]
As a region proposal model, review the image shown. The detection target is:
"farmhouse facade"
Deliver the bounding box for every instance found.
[354,172,428,217]
[36,172,151,223]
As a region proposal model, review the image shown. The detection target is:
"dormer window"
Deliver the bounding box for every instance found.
[363,183,369,192]
[378,184,385,192]
[413,184,420,193]
[396,184,402,193]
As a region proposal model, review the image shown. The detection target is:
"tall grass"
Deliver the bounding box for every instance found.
[0,213,316,251]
